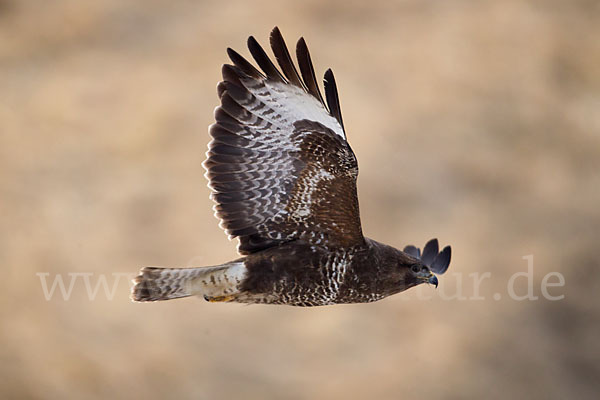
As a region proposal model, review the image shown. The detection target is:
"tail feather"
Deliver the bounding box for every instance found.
[130,262,246,302]
[131,267,193,302]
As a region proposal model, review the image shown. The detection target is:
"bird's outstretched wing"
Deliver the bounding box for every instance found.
[203,27,364,255]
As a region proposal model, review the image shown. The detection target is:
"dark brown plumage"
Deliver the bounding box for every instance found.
[131,27,452,306]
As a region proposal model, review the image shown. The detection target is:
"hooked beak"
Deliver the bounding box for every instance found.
[428,275,438,288]
[416,269,438,288]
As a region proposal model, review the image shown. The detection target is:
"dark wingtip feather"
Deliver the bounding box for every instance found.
[431,246,451,274]
[226,48,263,79]
[269,27,304,88]
[296,37,324,104]
[404,245,420,259]
[216,82,227,98]
[323,68,345,132]
[247,35,285,83]
[421,238,439,266]
[221,64,249,91]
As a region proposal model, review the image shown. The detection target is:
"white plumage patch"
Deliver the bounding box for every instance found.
[293,168,334,219]
[188,261,247,298]
[262,82,346,140]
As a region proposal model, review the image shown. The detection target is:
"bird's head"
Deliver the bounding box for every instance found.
[407,262,439,288]
[369,237,452,298]
[402,238,451,290]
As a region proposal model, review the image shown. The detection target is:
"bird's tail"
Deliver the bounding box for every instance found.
[130,262,246,302]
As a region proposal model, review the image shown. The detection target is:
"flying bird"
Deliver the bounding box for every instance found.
[131,27,451,306]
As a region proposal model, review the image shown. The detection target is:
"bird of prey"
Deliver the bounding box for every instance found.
[131,27,451,306]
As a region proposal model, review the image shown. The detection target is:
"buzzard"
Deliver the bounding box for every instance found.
[131,27,451,306]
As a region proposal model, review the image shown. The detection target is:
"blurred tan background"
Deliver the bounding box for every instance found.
[1,0,599,399]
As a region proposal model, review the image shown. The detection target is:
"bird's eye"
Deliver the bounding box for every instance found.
[411,265,420,273]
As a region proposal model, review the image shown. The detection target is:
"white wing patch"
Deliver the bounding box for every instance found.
[262,82,346,140]
[292,168,335,219]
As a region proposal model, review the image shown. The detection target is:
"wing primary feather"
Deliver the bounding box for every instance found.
[221,64,247,88]
[216,82,227,99]
[247,36,286,83]
[296,37,325,104]
[269,27,305,89]
[226,48,264,79]
[219,93,251,122]
[214,107,244,132]
[421,238,439,267]
[431,246,452,274]
[403,245,420,259]
[323,68,345,132]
